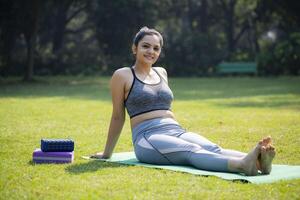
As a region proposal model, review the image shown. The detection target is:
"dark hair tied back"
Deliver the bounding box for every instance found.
[133,26,163,47]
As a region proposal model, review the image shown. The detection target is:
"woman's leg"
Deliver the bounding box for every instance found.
[179,132,278,174]
[179,132,246,157]
[134,133,260,175]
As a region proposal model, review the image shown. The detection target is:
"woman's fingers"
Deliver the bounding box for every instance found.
[90,152,104,159]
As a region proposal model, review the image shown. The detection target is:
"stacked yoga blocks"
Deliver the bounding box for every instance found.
[33,139,74,163]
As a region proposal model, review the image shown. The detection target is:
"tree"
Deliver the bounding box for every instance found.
[39,1,89,73]
[23,0,40,81]
[0,0,22,76]
[88,0,161,73]
[0,0,41,81]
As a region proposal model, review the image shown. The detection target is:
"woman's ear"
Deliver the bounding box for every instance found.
[132,44,137,55]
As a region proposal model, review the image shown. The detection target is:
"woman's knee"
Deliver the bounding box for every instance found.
[205,144,222,153]
[179,132,223,153]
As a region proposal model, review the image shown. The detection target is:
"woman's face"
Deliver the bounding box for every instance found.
[133,34,161,65]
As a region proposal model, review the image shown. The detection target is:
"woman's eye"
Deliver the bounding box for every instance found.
[154,47,160,51]
[143,45,149,48]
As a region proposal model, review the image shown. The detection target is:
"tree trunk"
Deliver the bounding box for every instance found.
[0,25,16,76]
[23,0,39,82]
[181,10,191,33]
[52,1,73,53]
[24,34,36,81]
[226,0,236,59]
[199,0,208,33]
[0,1,19,76]
[219,0,236,59]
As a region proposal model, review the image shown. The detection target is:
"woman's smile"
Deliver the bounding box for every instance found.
[144,54,154,60]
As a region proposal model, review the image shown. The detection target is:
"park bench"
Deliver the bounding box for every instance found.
[216,62,257,75]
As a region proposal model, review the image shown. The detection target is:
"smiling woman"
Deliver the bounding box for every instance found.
[91,26,276,176]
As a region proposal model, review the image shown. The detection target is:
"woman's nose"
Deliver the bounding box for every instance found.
[147,48,154,53]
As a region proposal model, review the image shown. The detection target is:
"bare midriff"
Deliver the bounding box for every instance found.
[130,110,175,129]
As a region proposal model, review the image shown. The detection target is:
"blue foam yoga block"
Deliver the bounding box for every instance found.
[41,139,74,152]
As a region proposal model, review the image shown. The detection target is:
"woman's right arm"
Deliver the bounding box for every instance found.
[93,69,127,159]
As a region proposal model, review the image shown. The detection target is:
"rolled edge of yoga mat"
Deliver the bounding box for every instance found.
[33,148,74,164]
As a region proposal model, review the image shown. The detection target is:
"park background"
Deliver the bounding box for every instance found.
[1,1,300,200]
[0,0,299,80]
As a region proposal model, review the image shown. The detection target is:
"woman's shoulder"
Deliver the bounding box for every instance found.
[153,66,167,74]
[153,66,168,80]
[111,67,133,84]
[113,67,132,74]
[112,67,133,77]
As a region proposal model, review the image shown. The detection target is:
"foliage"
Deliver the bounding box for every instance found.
[88,0,168,74]
[258,32,300,75]
[164,31,223,76]
[0,0,299,77]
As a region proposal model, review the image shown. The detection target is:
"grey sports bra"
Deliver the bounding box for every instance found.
[124,67,174,118]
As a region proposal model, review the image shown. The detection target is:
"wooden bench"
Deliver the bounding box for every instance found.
[216,62,257,75]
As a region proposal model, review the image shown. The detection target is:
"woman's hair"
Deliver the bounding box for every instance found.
[133,26,163,47]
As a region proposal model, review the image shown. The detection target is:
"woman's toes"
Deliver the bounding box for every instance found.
[269,145,275,151]
[262,137,271,146]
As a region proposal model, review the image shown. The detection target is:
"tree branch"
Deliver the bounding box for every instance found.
[219,0,228,13]
[65,3,87,25]
[233,21,249,45]
[64,24,93,35]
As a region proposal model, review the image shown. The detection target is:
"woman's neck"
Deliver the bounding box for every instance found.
[133,61,152,74]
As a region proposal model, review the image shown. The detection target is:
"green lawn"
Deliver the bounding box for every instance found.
[0,76,300,200]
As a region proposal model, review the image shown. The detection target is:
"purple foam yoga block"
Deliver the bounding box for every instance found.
[32,148,74,164]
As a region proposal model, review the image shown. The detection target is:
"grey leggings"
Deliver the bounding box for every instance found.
[133,118,246,172]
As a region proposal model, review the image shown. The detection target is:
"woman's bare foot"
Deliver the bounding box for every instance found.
[241,142,262,176]
[260,145,276,174]
[259,136,276,174]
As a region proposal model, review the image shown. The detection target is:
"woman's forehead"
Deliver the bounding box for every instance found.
[139,35,161,46]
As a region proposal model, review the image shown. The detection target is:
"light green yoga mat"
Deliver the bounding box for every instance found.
[82,152,300,184]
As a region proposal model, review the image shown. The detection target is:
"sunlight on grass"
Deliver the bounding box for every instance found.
[0,76,300,199]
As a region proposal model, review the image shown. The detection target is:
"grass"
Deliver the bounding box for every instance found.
[0,76,300,200]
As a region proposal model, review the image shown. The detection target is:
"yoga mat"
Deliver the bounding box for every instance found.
[82,152,300,184]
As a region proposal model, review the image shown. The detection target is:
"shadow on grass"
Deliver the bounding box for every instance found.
[65,160,128,174]
[28,160,35,165]
[214,97,300,109]
[0,78,110,101]
[1,77,299,104]
[28,159,127,173]
[171,77,300,101]
[28,160,71,165]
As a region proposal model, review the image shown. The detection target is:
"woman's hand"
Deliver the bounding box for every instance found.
[90,152,109,159]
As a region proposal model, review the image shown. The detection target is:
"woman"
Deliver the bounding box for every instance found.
[92,27,275,176]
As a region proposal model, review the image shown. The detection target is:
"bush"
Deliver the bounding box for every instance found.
[258,32,300,75]
[164,32,223,76]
